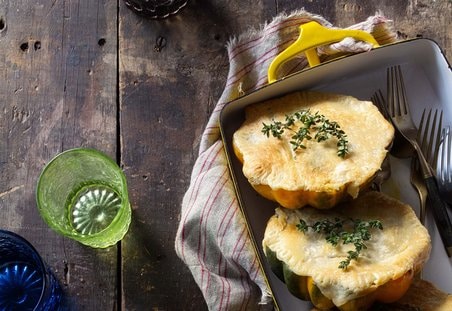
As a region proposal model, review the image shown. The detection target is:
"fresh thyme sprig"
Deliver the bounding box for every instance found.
[296,218,383,270]
[261,110,349,158]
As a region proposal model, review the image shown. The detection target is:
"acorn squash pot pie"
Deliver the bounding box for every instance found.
[263,192,431,310]
[232,90,433,310]
[232,91,395,209]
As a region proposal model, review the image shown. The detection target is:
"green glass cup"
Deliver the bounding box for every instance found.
[36,148,131,248]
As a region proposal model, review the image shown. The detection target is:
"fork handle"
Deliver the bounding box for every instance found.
[425,176,452,257]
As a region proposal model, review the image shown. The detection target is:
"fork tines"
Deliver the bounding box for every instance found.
[438,126,452,204]
[387,65,409,117]
[386,65,452,256]
[418,108,443,173]
[440,127,452,183]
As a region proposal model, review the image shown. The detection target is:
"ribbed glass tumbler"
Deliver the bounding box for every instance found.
[0,230,62,310]
[36,148,131,248]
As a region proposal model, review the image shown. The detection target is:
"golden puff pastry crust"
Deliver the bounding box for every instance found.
[263,192,431,307]
[232,91,394,209]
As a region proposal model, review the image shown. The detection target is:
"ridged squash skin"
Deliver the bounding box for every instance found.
[283,263,310,301]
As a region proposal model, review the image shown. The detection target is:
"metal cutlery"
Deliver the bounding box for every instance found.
[410,109,443,278]
[371,90,414,158]
[386,65,452,257]
[437,126,452,205]
[418,109,443,171]
[410,158,428,225]
[416,108,443,224]
[371,91,427,224]
[370,156,392,192]
[369,91,393,191]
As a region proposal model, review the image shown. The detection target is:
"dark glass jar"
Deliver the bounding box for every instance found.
[123,0,188,19]
[0,230,63,310]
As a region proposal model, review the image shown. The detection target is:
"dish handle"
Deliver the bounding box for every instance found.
[267,21,380,83]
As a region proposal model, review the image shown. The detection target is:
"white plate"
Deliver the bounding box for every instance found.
[220,38,452,310]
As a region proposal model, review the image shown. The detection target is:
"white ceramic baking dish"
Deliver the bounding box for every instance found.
[219,37,452,310]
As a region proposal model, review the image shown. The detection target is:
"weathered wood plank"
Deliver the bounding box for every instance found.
[118,0,451,309]
[0,0,118,309]
[118,0,286,309]
[1,0,450,309]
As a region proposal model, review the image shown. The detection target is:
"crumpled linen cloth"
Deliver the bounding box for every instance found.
[175,9,397,310]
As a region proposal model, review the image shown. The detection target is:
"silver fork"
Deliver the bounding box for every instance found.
[417,109,443,224]
[411,158,427,225]
[372,91,426,224]
[438,126,452,205]
[371,90,413,158]
[387,65,452,257]
[412,110,440,279]
[418,108,443,174]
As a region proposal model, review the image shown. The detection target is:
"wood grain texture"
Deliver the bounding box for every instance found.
[118,1,232,308]
[118,0,280,309]
[0,0,118,309]
[119,0,450,309]
[0,0,450,309]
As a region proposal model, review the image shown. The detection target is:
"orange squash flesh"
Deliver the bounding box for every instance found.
[307,276,335,309]
[374,269,414,303]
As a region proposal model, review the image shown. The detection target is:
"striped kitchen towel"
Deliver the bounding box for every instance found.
[175,9,397,310]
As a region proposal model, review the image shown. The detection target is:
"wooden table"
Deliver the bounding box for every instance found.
[0,1,450,309]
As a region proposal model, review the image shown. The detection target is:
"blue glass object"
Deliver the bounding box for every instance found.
[0,230,62,311]
[123,0,188,19]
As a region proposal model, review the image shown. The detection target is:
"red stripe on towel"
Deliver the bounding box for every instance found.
[198,168,228,288]
[226,38,294,87]
[228,17,315,60]
[179,143,223,259]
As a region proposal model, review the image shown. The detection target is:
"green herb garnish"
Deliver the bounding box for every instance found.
[261,109,349,158]
[296,218,383,270]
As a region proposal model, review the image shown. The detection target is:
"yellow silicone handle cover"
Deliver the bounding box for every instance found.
[267,21,380,83]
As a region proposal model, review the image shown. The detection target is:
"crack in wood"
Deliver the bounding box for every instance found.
[0,185,25,199]
[63,259,70,285]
